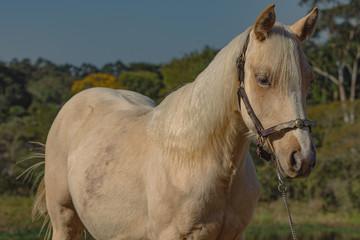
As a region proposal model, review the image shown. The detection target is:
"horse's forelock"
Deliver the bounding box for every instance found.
[257,23,303,93]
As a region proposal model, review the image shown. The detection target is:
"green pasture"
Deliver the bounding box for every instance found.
[1,195,359,240]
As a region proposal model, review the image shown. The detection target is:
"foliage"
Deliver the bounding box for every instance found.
[161,46,218,96]
[71,73,122,93]
[117,71,163,102]
[100,60,127,76]
[301,0,360,105]
[0,63,31,120]
[127,62,161,74]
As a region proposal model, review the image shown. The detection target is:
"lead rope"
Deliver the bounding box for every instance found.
[277,169,297,240]
[265,138,298,240]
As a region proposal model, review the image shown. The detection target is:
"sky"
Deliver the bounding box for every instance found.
[0,0,313,67]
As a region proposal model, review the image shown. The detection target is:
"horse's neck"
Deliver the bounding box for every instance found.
[147,30,251,164]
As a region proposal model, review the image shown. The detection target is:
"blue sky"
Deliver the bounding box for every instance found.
[0,1,312,67]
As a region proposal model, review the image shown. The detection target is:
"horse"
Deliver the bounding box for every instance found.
[32,4,318,240]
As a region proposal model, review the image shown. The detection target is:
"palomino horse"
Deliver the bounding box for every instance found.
[33,4,318,240]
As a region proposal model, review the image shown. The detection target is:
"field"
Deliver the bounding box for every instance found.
[1,195,359,240]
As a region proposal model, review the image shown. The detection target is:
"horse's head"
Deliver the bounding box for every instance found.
[240,4,318,178]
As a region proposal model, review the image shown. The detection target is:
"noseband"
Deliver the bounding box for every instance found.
[236,33,315,162]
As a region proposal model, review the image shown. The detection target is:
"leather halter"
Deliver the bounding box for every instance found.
[236,33,316,162]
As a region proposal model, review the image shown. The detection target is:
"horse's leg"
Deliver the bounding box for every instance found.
[47,199,84,240]
[45,144,84,239]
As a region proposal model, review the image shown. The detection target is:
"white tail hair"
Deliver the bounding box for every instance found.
[17,142,52,240]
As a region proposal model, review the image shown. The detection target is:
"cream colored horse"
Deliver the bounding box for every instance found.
[33,4,318,240]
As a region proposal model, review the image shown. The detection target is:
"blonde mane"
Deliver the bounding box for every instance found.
[257,23,303,93]
[147,28,252,161]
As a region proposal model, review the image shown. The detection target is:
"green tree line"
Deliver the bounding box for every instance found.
[0,0,359,217]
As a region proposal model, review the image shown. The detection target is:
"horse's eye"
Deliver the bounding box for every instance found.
[256,73,271,86]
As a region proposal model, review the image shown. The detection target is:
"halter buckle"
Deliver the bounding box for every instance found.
[256,137,273,161]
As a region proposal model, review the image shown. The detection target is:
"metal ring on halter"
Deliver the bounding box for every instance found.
[278,182,288,193]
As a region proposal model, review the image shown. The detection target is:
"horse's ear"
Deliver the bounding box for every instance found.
[290,7,319,42]
[254,4,276,41]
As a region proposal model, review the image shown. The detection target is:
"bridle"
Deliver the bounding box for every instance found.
[236,33,316,162]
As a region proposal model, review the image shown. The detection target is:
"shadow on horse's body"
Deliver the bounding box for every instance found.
[32,4,319,240]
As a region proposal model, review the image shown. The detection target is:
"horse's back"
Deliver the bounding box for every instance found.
[69,87,156,111]
[45,87,155,239]
[46,87,155,166]
[48,87,155,141]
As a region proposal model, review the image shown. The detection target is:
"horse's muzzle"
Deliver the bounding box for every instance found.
[289,144,316,178]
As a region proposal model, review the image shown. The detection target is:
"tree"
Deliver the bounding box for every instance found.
[76,63,99,77]
[161,47,218,95]
[127,62,161,74]
[28,59,79,104]
[117,71,163,102]
[8,58,34,77]
[301,0,360,122]
[308,101,360,211]
[0,63,32,120]
[101,60,127,76]
[71,73,122,93]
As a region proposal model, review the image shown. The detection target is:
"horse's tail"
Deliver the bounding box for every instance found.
[17,142,52,240]
[33,177,52,240]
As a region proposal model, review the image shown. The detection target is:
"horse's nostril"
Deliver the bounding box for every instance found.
[290,151,301,171]
[289,150,316,177]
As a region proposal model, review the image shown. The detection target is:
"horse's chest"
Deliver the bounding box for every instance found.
[146,159,248,239]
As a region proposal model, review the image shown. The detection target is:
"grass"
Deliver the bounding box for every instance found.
[0,228,45,240]
[0,195,42,233]
[246,199,360,239]
[0,195,45,239]
[1,195,359,239]
[250,199,360,228]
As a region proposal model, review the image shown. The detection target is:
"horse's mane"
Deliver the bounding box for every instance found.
[147,27,252,161]
[147,23,304,161]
